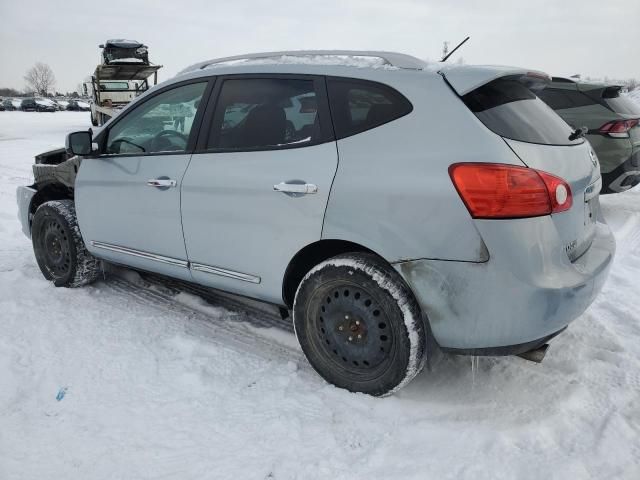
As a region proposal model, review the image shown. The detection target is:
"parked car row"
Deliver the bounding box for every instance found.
[0,97,91,112]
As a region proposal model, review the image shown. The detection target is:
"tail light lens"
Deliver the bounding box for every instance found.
[449,163,573,219]
[599,119,639,138]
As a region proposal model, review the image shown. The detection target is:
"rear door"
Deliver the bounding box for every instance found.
[180,75,338,304]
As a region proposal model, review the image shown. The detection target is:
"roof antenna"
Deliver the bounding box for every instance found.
[441,36,470,62]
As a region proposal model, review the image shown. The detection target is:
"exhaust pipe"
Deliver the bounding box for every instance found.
[517,344,549,363]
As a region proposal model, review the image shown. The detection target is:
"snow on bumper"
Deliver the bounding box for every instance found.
[16,185,36,238]
[394,218,616,351]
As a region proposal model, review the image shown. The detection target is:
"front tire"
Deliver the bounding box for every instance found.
[293,253,427,396]
[32,200,102,287]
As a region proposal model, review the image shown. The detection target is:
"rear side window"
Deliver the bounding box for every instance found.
[537,88,597,110]
[327,78,412,139]
[208,78,323,150]
[463,77,582,146]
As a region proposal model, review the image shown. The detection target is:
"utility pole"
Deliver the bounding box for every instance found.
[442,41,449,59]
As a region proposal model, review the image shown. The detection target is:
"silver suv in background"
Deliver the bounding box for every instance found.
[16,51,615,396]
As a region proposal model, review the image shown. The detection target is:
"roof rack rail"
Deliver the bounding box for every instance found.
[179,50,428,75]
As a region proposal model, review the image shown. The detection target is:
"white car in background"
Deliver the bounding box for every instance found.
[54,99,70,110]
[67,99,91,111]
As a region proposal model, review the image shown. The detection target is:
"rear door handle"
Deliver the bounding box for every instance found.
[147,178,177,188]
[273,182,318,194]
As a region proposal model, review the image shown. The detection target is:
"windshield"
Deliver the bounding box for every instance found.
[463,76,583,146]
[101,81,130,91]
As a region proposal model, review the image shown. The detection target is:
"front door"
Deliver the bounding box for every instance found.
[76,81,210,279]
[181,76,338,303]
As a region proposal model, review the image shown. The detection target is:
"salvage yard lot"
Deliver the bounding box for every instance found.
[1,112,639,479]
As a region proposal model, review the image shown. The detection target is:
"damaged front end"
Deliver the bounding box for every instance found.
[34,147,83,188]
[17,148,82,238]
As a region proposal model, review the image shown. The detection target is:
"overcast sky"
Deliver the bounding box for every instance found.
[1,0,638,92]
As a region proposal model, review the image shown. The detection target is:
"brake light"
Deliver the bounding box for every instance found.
[449,163,573,219]
[599,119,639,138]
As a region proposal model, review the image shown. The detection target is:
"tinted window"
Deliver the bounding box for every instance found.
[106,82,206,155]
[327,78,413,139]
[537,88,597,110]
[208,78,322,150]
[463,77,581,146]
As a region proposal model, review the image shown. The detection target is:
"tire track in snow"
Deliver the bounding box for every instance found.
[101,275,310,370]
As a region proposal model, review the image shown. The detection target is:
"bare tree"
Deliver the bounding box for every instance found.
[24,62,56,96]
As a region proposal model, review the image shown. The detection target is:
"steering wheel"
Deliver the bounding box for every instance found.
[109,137,145,154]
[151,130,188,152]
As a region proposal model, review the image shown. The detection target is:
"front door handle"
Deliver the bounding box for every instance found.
[147,178,177,188]
[273,182,318,194]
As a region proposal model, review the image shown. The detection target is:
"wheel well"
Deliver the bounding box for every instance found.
[30,183,74,216]
[282,240,379,308]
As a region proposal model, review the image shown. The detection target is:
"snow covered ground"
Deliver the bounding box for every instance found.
[1,112,639,480]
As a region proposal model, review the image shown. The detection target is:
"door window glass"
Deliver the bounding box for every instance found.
[327,78,413,139]
[106,82,207,155]
[208,78,320,150]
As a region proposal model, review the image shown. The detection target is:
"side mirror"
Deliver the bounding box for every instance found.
[66,130,95,156]
[99,44,104,48]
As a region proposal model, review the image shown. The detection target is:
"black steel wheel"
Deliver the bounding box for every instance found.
[32,200,101,287]
[294,253,427,396]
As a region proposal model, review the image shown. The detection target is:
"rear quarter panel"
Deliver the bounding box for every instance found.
[322,72,527,263]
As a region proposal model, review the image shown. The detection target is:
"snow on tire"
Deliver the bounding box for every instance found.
[293,252,427,396]
[31,200,102,288]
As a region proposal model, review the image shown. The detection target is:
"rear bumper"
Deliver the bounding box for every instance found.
[601,149,640,193]
[16,185,37,238]
[394,217,615,351]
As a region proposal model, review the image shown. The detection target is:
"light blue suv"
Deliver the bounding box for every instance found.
[16,51,615,395]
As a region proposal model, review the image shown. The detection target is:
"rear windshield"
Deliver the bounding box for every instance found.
[604,94,640,115]
[463,76,582,146]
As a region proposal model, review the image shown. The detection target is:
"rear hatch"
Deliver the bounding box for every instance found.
[577,84,640,140]
[443,66,601,261]
[589,85,640,145]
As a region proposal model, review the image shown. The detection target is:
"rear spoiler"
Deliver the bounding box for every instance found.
[576,83,624,98]
[440,65,550,96]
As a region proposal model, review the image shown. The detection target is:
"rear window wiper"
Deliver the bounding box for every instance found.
[568,126,588,141]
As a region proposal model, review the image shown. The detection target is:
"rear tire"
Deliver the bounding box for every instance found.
[293,253,427,396]
[32,200,102,287]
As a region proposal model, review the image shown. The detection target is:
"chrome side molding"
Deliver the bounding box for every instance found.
[90,241,189,268]
[90,241,261,284]
[190,262,261,284]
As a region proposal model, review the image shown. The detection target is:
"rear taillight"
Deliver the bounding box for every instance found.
[598,119,639,138]
[449,163,573,219]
